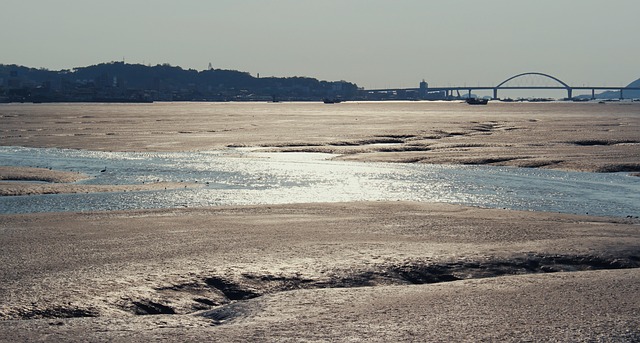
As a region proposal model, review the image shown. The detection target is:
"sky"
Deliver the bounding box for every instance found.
[1,0,639,92]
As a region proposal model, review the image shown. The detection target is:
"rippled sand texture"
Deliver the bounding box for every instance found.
[1,202,639,341]
[1,101,639,172]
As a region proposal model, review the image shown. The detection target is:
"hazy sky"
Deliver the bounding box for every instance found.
[2,0,639,90]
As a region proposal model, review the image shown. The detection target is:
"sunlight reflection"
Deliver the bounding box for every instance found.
[1,146,639,217]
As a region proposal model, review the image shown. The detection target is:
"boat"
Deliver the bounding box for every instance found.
[323,98,342,104]
[466,98,489,105]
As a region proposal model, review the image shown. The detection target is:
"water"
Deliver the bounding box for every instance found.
[1,146,639,217]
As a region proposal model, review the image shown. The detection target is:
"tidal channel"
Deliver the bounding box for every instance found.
[1,146,638,217]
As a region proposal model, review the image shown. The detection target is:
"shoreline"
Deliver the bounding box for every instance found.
[0,181,203,196]
[0,166,202,196]
[0,166,88,183]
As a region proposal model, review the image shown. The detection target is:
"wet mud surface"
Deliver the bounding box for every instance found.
[2,102,640,173]
[1,202,639,341]
[8,253,637,321]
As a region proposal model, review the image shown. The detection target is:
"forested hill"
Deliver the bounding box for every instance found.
[0,62,359,102]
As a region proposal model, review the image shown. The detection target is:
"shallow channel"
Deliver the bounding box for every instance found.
[1,146,639,217]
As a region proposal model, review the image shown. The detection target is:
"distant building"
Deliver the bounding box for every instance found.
[419,80,428,98]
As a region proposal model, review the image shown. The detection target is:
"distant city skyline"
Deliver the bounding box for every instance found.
[2,0,639,95]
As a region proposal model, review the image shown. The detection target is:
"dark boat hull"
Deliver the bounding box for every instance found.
[466,98,489,105]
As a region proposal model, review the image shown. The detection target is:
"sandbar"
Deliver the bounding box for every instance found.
[0,166,201,196]
[0,166,88,183]
[1,102,639,173]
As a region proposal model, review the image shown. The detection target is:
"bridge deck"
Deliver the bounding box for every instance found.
[366,86,640,92]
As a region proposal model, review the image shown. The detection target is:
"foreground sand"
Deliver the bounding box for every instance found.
[1,202,639,341]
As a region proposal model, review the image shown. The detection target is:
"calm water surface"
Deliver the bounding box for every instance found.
[1,146,638,217]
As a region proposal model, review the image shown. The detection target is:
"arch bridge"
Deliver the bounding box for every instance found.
[366,72,640,100]
[493,72,572,99]
[491,72,575,99]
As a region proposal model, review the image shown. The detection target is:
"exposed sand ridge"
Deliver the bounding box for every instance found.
[2,102,640,173]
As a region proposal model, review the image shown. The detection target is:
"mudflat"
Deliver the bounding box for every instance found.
[1,101,639,172]
[1,102,639,341]
[1,202,639,341]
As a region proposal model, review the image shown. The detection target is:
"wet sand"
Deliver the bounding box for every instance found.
[0,202,639,341]
[1,101,639,173]
[0,181,202,196]
[0,167,201,196]
[0,166,88,183]
[1,102,640,341]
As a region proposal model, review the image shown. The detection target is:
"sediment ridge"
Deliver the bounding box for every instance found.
[5,252,638,321]
[2,102,640,173]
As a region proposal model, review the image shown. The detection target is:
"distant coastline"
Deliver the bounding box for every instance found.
[0,62,358,103]
[1,62,639,103]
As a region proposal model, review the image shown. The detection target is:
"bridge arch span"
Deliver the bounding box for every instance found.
[496,72,570,88]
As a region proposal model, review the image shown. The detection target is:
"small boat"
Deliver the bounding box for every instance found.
[323,98,342,104]
[466,98,489,105]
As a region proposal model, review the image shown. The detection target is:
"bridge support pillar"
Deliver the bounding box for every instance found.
[468,89,472,98]
[620,89,624,100]
[592,89,595,100]
[493,88,498,100]
[567,88,573,100]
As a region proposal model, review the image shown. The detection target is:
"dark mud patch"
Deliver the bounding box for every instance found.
[330,137,406,146]
[428,130,473,139]
[204,276,260,301]
[375,134,417,139]
[193,298,218,306]
[570,139,639,146]
[260,142,324,148]
[458,157,521,165]
[132,300,177,315]
[311,254,640,289]
[430,143,493,149]
[387,264,462,284]
[592,164,640,173]
[376,145,432,153]
[513,159,565,169]
[241,273,315,292]
[194,253,640,325]
[14,306,99,320]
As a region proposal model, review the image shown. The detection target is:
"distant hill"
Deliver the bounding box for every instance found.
[589,78,640,99]
[0,62,359,102]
